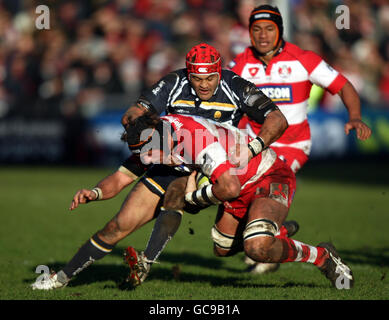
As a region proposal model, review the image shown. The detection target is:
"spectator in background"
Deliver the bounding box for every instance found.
[293,0,388,109]
[229,0,254,57]
[0,0,387,162]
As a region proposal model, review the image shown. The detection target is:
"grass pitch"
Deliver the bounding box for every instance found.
[0,161,388,301]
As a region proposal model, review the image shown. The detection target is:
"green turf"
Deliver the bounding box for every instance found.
[0,162,388,301]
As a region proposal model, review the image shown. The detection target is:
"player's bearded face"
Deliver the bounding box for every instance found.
[250,21,279,54]
[190,74,219,101]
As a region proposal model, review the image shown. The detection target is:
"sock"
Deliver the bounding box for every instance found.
[276,236,328,266]
[277,225,288,238]
[62,233,115,279]
[144,208,183,262]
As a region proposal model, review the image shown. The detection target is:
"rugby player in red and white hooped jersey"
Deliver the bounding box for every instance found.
[125,112,354,289]
[228,4,371,274]
[229,4,371,173]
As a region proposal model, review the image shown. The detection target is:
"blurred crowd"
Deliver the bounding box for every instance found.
[0,0,388,123]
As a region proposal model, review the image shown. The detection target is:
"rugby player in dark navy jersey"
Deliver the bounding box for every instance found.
[31,43,290,290]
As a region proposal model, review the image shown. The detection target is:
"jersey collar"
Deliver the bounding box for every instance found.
[190,85,219,99]
[250,40,285,63]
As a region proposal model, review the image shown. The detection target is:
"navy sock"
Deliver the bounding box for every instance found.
[144,208,182,262]
[62,233,115,279]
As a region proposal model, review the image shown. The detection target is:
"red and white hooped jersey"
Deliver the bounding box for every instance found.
[161,114,278,191]
[229,42,347,156]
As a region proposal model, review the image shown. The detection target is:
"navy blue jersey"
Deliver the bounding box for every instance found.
[137,68,276,127]
[122,68,278,177]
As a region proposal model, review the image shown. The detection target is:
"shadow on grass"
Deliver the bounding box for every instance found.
[24,246,330,291]
[24,245,388,290]
[25,262,326,290]
[110,248,227,270]
[338,247,389,268]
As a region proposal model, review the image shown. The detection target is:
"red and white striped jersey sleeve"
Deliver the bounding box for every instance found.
[298,50,347,95]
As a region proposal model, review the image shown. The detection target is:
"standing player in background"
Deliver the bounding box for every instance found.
[229,4,372,273]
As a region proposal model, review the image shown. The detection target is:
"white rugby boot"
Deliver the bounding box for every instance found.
[31,270,69,290]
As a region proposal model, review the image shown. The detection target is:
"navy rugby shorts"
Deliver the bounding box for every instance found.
[140,164,190,197]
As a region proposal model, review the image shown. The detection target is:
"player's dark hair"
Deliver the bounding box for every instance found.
[125,113,174,155]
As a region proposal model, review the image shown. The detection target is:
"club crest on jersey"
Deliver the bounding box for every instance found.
[278,65,292,79]
[214,111,222,119]
[248,67,259,77]
[260,85,293,103]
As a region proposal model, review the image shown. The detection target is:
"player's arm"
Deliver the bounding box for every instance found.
[121,103,150,128]
[185,142,242,207]
[337,81,371,140]
[256,107,287,146]
[121,72,179,128]
[302,50,371,141]
[185,170,240,207]
[241,81,288,149]
[69,169,135,211]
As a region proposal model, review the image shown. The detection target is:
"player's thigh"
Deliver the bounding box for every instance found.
[246,157,296,228]
[115,180,161,232]
[214,206,240,233]
[212,206,246,255]
[247,197,289,230]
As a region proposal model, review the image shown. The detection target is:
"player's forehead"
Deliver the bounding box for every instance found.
[190,74,218,81]
[252,21,276,29]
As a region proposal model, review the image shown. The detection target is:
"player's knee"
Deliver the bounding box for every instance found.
[163,194,185,210]
[213,244,228,257]
[244,237,274,262]
[243,219,278,263]
[99,217,124,242]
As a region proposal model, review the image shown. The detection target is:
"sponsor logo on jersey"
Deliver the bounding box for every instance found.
[152,80,166,96]
[259,85,293,103]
